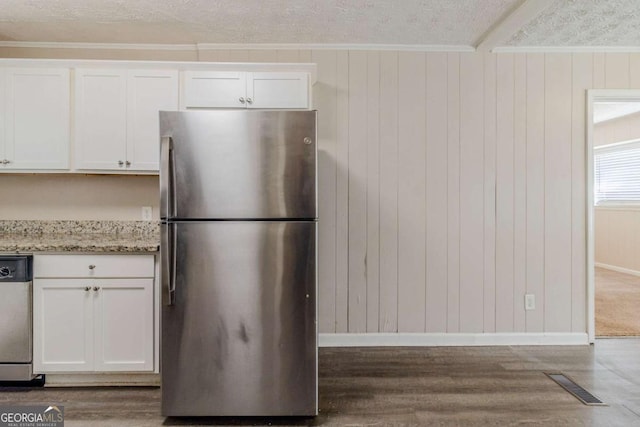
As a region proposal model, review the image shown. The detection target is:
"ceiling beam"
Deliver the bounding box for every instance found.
[475,0,557,52]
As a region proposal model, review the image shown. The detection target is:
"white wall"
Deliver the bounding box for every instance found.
[595,208,640,274]
[594,112,640,274]
[0,174,159,220]
[3,47,640,335]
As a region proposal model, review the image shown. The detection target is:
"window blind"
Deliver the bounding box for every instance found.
[595,139,640,205]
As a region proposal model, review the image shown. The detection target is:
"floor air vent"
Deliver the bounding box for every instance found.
[545,373,606,406]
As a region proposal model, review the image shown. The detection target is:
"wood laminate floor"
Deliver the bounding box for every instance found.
[2,340,640,426]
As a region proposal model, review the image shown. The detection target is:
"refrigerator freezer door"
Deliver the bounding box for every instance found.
[161,221,317,416]
[159,110,317,220]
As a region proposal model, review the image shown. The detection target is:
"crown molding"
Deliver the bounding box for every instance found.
[0,41,198,51]
[196,43,476,52]
[492,45,640,53]
[0,40,476,53]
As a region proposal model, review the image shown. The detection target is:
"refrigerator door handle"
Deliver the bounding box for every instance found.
[161,223,176,306]
[160,136,175,219]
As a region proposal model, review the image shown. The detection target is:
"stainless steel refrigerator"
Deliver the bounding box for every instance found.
[159,110,317,417]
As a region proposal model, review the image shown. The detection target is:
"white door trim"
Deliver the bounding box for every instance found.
[586,89,640,343]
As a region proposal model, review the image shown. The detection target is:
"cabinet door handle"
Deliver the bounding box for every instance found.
[84,286,91,292]
[93,286,100,291]
[125,160,131,167]
[118,160,124,166]
[246,97,253,104]
[2,159,10,164]
[239,97,246,104]
[88,265,96,270]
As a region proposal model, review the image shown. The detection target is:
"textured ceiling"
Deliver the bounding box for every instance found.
[506,0,640,46]
[0,0,639,48]
[0,0,520,45]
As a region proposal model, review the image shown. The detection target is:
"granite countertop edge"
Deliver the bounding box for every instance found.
[0,235,160,254]
[0,221,160,254]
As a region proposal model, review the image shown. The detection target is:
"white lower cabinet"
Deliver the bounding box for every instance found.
[33,255,155,374]
[33,280,93,372]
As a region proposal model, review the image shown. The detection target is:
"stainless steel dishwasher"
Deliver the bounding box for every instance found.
[0,255,36,382]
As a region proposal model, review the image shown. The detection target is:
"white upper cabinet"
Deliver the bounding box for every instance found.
[0,59,314,174]
[246,72,309,109]
[183,71,309,109]
[127,70,179,171]
[183,71,247,108]
[75,68,179,171]
[74,69,127,170]
[2,68,70,170]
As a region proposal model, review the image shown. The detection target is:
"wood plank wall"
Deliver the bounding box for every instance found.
[3,47,640,334]
[296,50,638,335]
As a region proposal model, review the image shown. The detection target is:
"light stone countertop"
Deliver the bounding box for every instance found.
[0,220,160,253]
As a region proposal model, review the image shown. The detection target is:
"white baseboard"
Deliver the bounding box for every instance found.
[44,373,160,387]
[595,262,640,277]
[319,332,589,347]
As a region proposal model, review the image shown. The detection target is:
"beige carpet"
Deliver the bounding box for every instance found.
[596,267,640,337]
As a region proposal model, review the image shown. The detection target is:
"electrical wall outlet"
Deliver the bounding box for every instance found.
[141,206,153,221]
[525,294,535,311]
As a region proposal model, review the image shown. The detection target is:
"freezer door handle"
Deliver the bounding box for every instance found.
[160,136,175,219]
[161,223,176,306]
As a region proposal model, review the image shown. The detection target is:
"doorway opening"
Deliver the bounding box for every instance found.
[588,91,640,341]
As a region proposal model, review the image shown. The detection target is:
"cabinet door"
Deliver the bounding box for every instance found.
[127,70,179,171]
[246,72,309,109]
[4,68,70,170]
[74,69,127,170]
[33,279,93,373]
[93,278,154,372]
[183,71,247,108]
[0,68,5,164]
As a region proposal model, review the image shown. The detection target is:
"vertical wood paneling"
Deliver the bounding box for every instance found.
[276,50,300,63]
[483,53,497,333]
[513,54,527,332]
[366,51,381,332]
[572,53,592,333]
[459,53,485,333]
[447,53,461,332]
[347,51,368,332]
[425,52,449,332]
[313,49,338,333]
[525,53,545,333]
[593,53,606,88]
[378,51,399,333]
[495,53,515,332]
[9,47,636,337]
[630,54,640,87]
[398,52,427,332]
[544,54,573,333]
[335,51,350,332]
[605,53,630,88]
